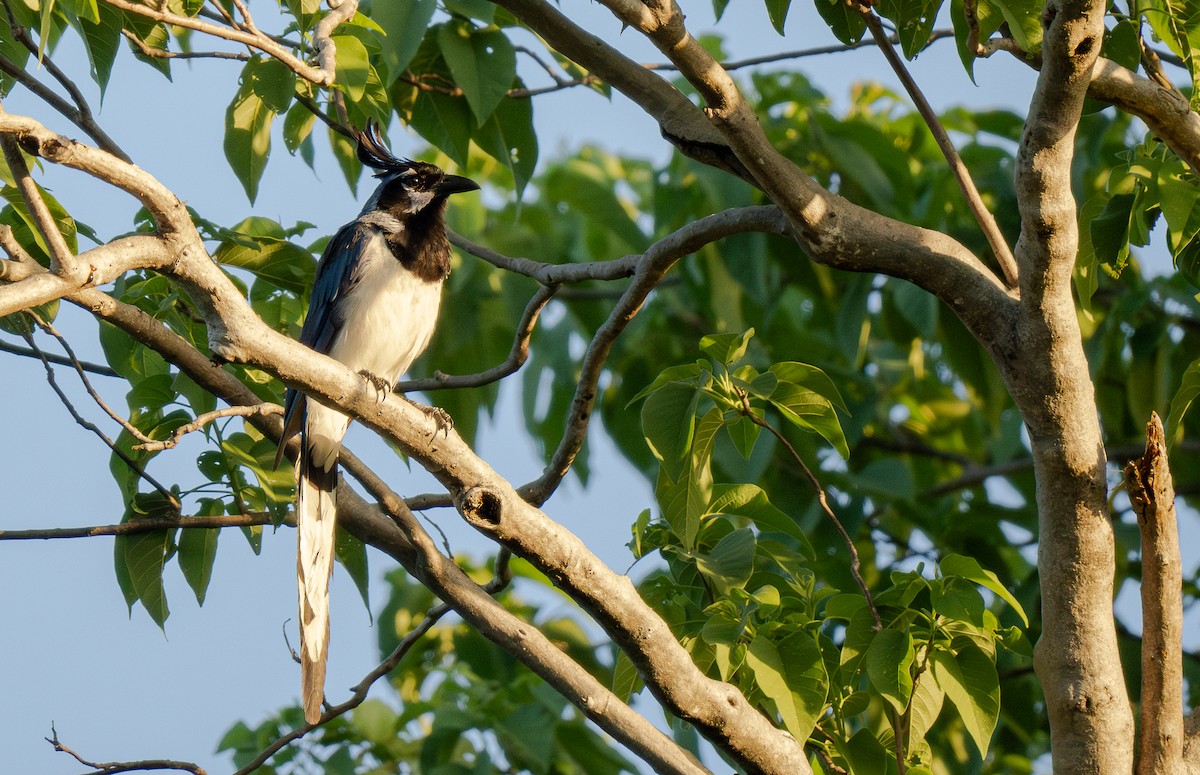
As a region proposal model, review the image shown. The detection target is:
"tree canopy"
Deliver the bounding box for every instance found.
[0,0,1198,772]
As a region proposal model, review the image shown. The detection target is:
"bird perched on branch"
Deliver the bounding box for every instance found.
[276,120,479,724]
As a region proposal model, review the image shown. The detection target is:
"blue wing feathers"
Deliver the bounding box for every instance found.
[277,221,371,464]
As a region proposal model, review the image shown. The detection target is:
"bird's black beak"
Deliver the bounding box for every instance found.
[436,174,481,197]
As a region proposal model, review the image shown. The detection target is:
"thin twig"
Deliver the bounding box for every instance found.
[19,324,181,511]
[0,336,119,376]
[121,30,250,61]
[135,403,283,451]
[294,91,355,138]
[738,389,883,630]
[858,7,1018,288]
[398,284,559,392]
[232,560,514,774]
[46,722,207,775]
[0,512,279,540]
[27,314,156,443]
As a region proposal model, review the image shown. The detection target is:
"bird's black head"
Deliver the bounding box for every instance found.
[357,120,479,217]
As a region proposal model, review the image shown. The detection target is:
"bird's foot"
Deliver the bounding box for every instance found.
[401,395,453,437]
[358,370,393,402]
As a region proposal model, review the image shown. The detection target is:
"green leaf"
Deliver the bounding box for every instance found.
[335,527,371,614]
[769,361,848,411]
[838,727,888,773]
[764,0,792,33]
[700,328,754,365]
[939,553,1028,625]
[443,0,495,23]
[813,0,866,46]
[214,220,316,296]
[245,56,295,113]
[351,699,397,746]
[1090,192,1135,273]
[746,633,827,740]
[178,523,219,605]
[437,21,516,124]
[329,125,361,195]
[877,0,941,58]
[473,78,538,196]
[892,279,938,339]
[768,382,850,459]
[125,20,172,79]
[908,672,946,752]
[282,101,317,156]
[117,524,173,628]
[865,627,914,713]
[629,362,705,405]
[694,527,755,593]
[373,0,437,80]
[985,0,1042,52]
[404,86,474,167]
[641,380,701,481]
[931,641,1000,757]
[1167,358,1200,444]
[332,34,370,101]
[224,86,274,203]
[706,483,813,555]
[1,183,82,256]
[726,414,761,459]
[75,2,122,94]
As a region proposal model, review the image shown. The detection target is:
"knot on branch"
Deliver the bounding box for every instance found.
[16,130,66,160]
[458,485,504,526]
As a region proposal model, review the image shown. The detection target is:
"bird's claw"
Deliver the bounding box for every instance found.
[418,403,454,437]
[358,370,394,402]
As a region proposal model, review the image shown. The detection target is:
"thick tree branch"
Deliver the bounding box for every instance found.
[63,284,707,775]
[585,0,1017,358]
[487,0,752,182]
[1009,0,1135,768]
[997,44,1200,173]
[0,236,171,318]
[1125,413,1183,775]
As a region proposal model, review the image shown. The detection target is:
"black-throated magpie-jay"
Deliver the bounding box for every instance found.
[276,121,478,723]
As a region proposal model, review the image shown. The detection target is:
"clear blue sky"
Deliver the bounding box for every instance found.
[0,2,1193,773]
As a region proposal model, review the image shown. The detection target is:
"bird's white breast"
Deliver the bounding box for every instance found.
[326,230,443,382]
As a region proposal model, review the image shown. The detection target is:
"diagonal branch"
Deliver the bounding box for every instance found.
[583,0,1017,354]
[0,133,78,278]
[859,8,1018,287]
[62,283,707,775]
[18,323,181,512]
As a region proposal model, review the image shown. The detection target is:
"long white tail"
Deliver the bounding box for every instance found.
[296,404,348,724]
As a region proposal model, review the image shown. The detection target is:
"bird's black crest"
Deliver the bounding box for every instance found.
[356,119,418,178]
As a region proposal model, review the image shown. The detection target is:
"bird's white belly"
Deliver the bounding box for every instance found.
[326,236,443,382]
